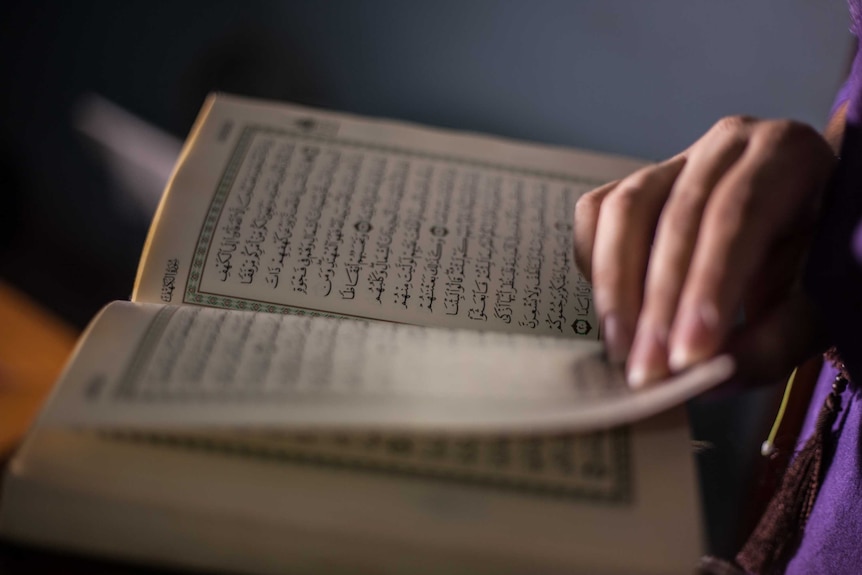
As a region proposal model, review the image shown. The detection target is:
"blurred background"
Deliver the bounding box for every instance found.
[0,0,850,327]
[0,0,853,559]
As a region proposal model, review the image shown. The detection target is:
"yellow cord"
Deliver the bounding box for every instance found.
[761,367,798,457]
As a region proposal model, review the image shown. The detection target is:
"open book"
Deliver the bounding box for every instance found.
[0,95,733,574]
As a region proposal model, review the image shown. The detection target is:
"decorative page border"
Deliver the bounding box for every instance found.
[107,309,630,503]
[154,125,629,503]
[103,427,631,504]
[184,124,605,314]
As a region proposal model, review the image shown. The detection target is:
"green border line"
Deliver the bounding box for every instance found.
[184,124,605,314]
[101,427,631,504]
[129,123,634,504]
[113,305,180,398]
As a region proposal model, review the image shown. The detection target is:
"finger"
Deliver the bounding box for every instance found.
[591,157,686,362]
[628,123,749,387]
[573,179,619,282]
[668,123,832,371]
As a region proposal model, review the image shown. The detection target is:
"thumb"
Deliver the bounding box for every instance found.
[725,291,827,387]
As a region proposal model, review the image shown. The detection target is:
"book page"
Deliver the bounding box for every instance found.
[133,94,646,338]
[42,302,733,432]
[3,408,703,575]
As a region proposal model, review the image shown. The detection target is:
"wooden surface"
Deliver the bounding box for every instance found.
[0,281,78,458]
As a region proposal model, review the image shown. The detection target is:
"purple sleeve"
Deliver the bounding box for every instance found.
[779,9,862,573]
[805,25,862,381]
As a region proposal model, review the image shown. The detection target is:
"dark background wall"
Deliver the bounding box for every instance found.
[0,0,850,326]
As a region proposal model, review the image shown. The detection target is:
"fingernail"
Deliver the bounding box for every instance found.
[626,327,669,389]
[668,303,719,372]
[602,313,631,364]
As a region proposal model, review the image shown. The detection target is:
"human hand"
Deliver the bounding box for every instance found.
[573,116,837,387]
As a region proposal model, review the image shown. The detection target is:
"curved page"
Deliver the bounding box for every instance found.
[41,302,733,433]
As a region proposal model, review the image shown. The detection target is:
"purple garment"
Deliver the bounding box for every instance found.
[784,2,862,572]
[783,365,862,573]
[805,62,862,377]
